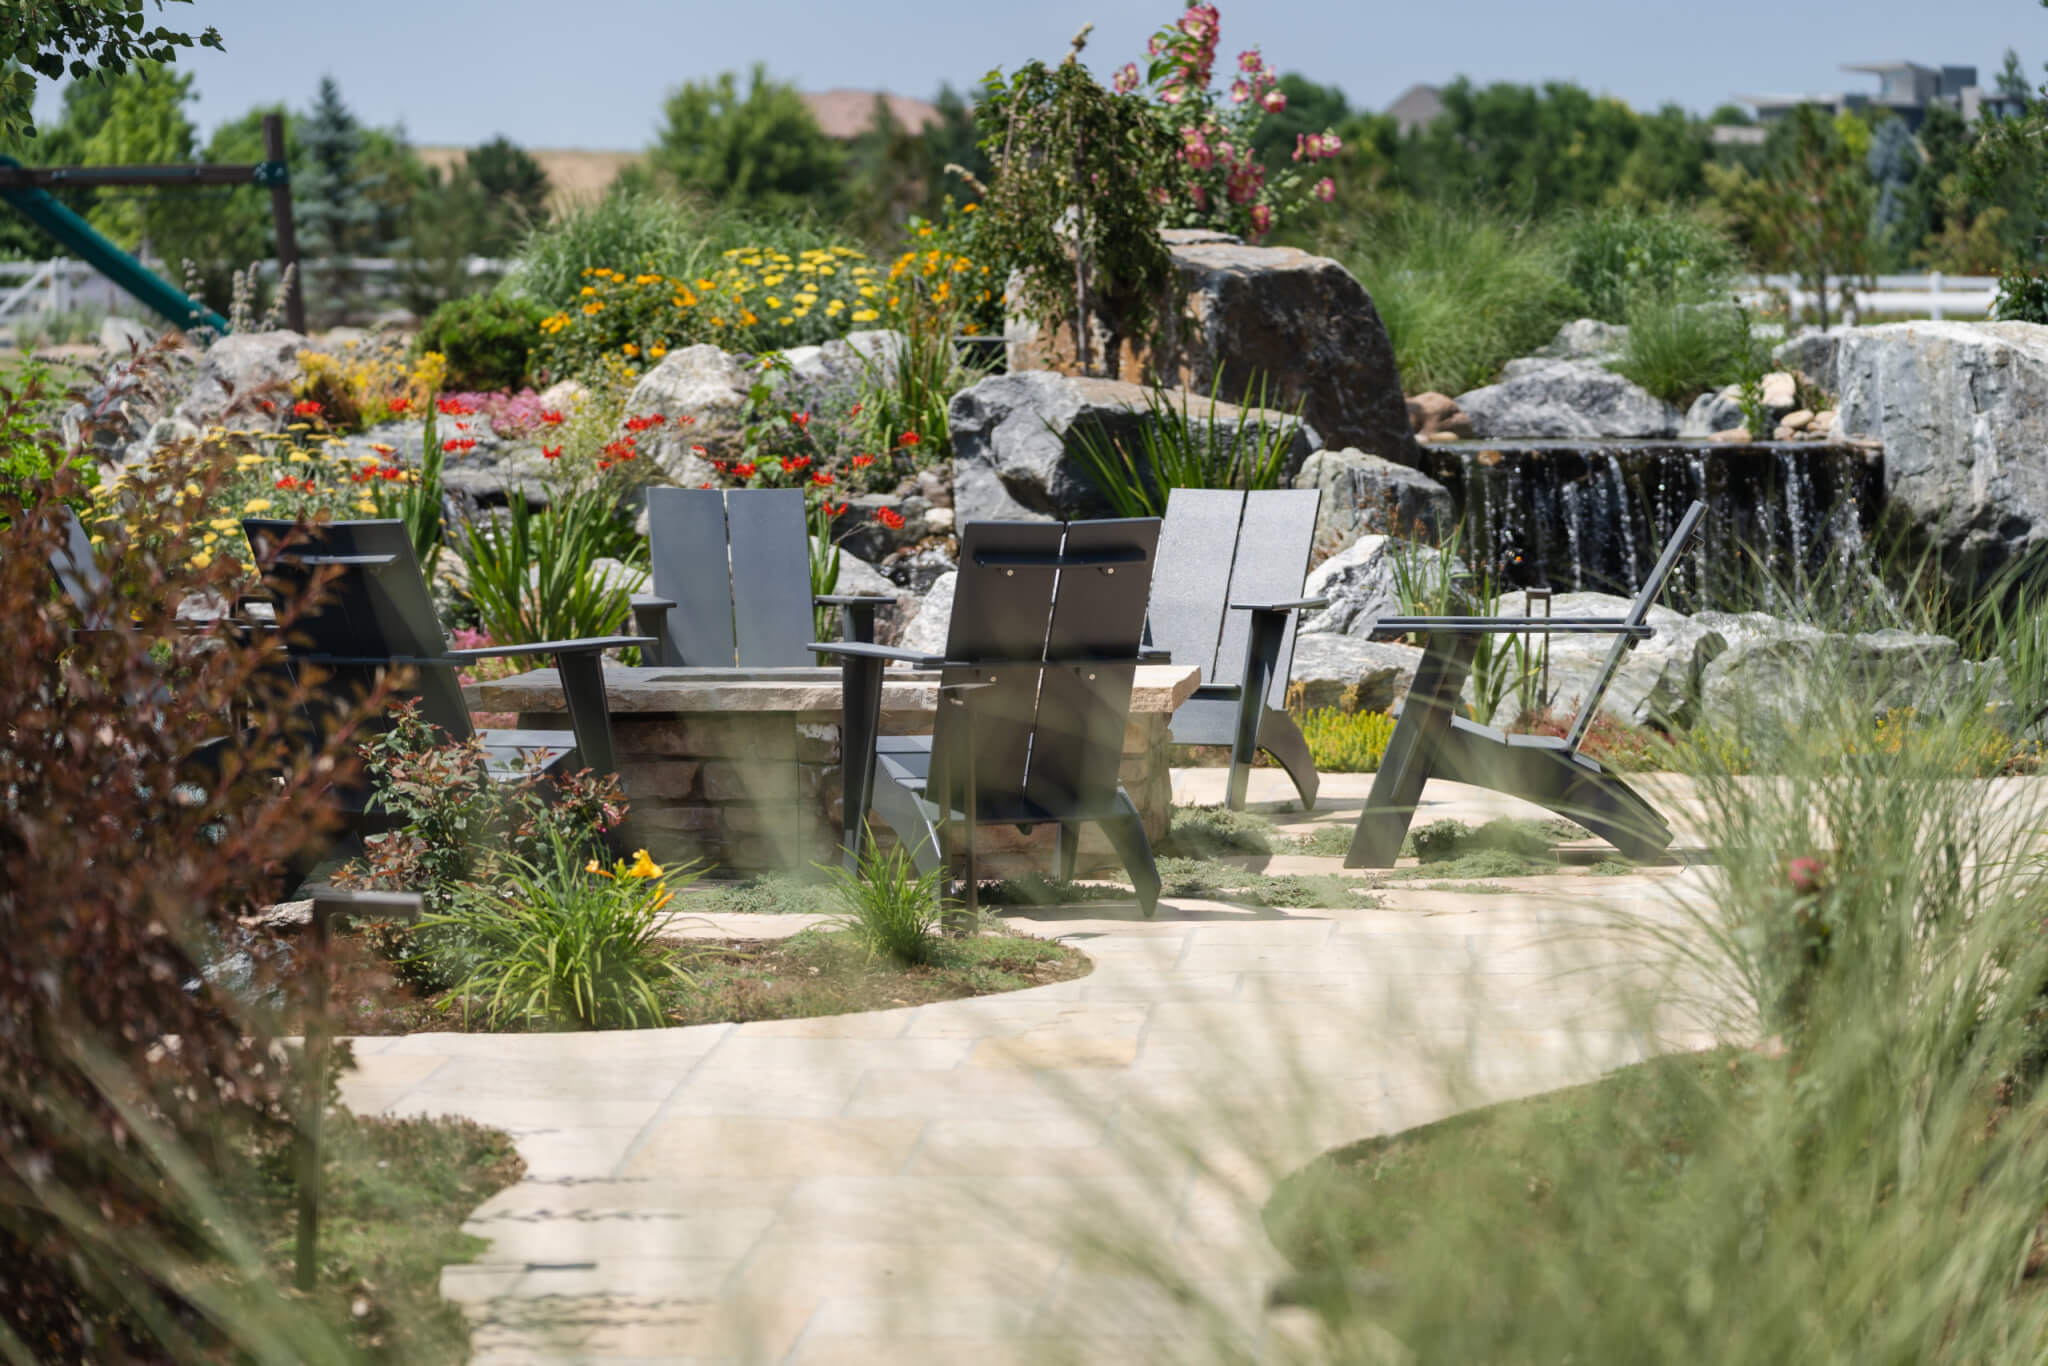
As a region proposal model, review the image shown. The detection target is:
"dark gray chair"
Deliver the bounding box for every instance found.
[814,518,1168,916]
[634,486,889,667]
[243,518,650,834]
[1344,500,1708,867]
[1147,487,1324,811]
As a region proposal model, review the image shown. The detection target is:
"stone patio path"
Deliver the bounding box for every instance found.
[339,772,1727,1364]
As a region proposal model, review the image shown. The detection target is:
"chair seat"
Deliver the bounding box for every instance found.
[479,728,576,780]
[1448,715,1607,773]
[874,735,1133,827]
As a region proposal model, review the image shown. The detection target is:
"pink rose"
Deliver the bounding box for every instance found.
[1313,176,1336,203]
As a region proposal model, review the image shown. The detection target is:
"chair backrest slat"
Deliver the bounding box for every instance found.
[1146,489,1242,680]
[1563,499,1708,752]
[243,518,475,742]
[50,509,110,627]
[1218,488,1320,704]
[647,486,813,668]
[1022,517,1159,817]
[725,489,814,666]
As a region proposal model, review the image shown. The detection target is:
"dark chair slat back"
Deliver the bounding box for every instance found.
[243,518,474,742]
[929,521,1065,818]
[51,509,110,626]
[1563,499,1709,752]
[1217,488,1320,703]
[647,487,739,667]
[1023,517,1159,817]
[1146,489,1243,680]
[725,489,814,666]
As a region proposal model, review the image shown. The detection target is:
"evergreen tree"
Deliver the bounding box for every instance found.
[295,77,382,325]
[1866,115,1921,267]
[650,65,845,217]
[466,136,552,248]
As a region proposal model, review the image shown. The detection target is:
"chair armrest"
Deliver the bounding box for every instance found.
[815,594,895,606]
[448,634,654,661]
[809,640,950,669]
[1374,615,1654,638]
[1139,647,1173,664]
[629,592,675,612]
[1229,597,1329,613]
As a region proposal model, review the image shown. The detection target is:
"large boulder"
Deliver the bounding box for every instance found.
[1468,591,1729,730]
[1679,386,1747,439]
[173,329,307,429]
[1007,233,1419,467]
[1294,447,1454,549]
[1287,635,1423,714]
[1826,321,2048,579]
[1455,358,1681,440]
[947,370,1320,523]
[1296,534,1454,636]
[622,344,752,469]
[1698,625,2013,736]
[1537,318,1629,363]
[895,569,956,657]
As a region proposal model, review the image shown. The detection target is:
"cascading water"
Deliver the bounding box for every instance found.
[1430,439,1883,612]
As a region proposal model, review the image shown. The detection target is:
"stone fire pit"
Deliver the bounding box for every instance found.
[468,664,1203,875]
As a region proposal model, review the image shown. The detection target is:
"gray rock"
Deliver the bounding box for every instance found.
[1472,591,1728,730]
[1773,329,1848,395]
[622,344,752,464]
[124,416,200,466]
[1294,447,1454,549]
[173,329,308,429]
[1759,370,1798,414]
[824,546,895,597]
[915,464,952,509]
[896,569,956,657]
[882,543,958,595]
[1698,626,2013,736]
[1537,318,1629,363]
[98,315,155,355]
[948,370,1320,523]
[1829,321,2048,583]
[1455,358,1680,440]
[1297,535,1451,636]
[1287,634,1423,714]
[1679,386,1747,439]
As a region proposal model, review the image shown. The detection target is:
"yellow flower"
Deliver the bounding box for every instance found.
[201,530,219,545]
[622,342,640,357]
[356,498,378,514]
[779,316,795,326]
[673,289,698,307]
[850,308,880,322]
[961,202,978,213]
[764,296,782,309]
[183,481,204,499]
[762,273,785,286]
[586,857,610,877]
[825,299,845,315]
[625,848,660,879]
[242,498,273,513]
[650,344,668,359]
[818,265,835,276]
[695,277,715,290]
[583,302,605,315]
[634,273,662,285]
[209,518,237,532]
[580,285,597,297]
[858,284,878,298]
[189,550,213,570]
[739,310,758,326]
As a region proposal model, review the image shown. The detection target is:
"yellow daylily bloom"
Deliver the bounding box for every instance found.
[625,849,660,879]
[242,498,273,513]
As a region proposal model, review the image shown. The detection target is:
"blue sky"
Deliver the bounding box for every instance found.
[34,0,2045,147]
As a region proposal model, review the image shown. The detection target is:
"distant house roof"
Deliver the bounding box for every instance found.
[800,90,944,140]
[414,146,644,209]
[1386,83,1445,134]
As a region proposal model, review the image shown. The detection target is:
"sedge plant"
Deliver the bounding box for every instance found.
[1066,369,1303,518]
[821,833,949,966]
[458,484,637,646]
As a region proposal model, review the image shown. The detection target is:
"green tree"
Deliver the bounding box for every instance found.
[1396,79,1653,217]
[72,61,197,252]
[294,77,398,324]
[1706,105,1875,328]
[465,135,552,245]
[845,97,924,242]
[649,65,845,215]
[1250,73,1350,167]
[3,0,221,141]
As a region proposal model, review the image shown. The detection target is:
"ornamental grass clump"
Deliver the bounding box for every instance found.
[823,837,949,966]
[424,833,702,1031]
[458,482,641,647]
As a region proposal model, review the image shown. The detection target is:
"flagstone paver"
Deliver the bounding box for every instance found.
[339,773,1728,1364]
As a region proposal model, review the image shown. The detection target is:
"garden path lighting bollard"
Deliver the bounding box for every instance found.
[297,888,422,1292]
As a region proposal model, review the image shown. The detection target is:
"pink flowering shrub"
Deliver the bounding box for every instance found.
[442,389,551,439]
[1129,3,1343,240]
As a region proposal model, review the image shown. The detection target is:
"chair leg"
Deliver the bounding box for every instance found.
[867,771,945,878]
[1431,726,1674,862]
[1346,633,1478,869]
[1256,707,1320,812]
[1096,790,1162,918]
[1057,823,1081,882]
[837,655,885,870]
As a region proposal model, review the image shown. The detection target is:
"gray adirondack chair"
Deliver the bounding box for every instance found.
[814,518,1168,917]
[1344,500,1708,867]
[1146,487,1324,811]
[634,486,889,667]
[243,518,650,836]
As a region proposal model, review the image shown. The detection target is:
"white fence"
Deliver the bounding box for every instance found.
[1743,272,2000,322]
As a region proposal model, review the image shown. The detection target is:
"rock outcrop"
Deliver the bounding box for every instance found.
[1455,358,1681,440]
[1294,447,1454,548]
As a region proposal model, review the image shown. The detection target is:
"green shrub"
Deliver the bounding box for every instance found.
[1991,267,2048,323]
[1553,204,1741,323]
[458,484,639,647]
[823,835,947,965]
[425,833,700,1030]
[1066,371,1302,518]
[1610,292,1767,403]
[1331,203,1579,395]
[1297,707,1396,772]
[415,294,546,391]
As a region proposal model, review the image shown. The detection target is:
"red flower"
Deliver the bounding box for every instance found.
[710,459,728,474]
[275,475,296,490]
[542,445,563,460]
[733,462,757,479]
[700,481,715,489]
[675,414,696,425]
[898,431,920,446]
[624,413,667,432]
[849,403,862,417]
[811,470,835,486]
[874,507,906,530]
[602,438,638,462]
[437,396,477,417]
[539,409,564,425]
[1788,856,1827,894]
[454,420,471,431]
[850,453,875,468]
[379,465,405,481]
[789,410,811,430]
[258,398,276,413]
[388,396,411,415]
[443,438,477,454]
[350,468,372,483]
[780,454,812,475]
[291,399,323,419]
[690,444,708,456]
[826,501,848,517]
